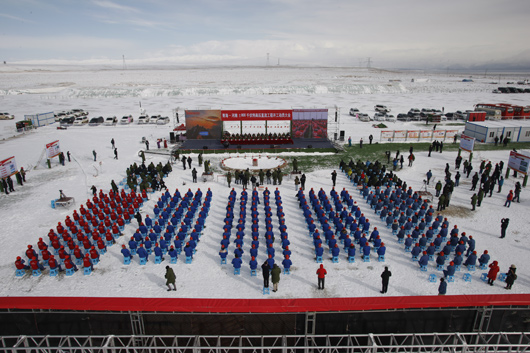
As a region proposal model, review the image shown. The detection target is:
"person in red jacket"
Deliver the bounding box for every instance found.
[487,260,500,286]
[48,255,63,272]
[83,254,93,271]
[504,190,514,207]
[89,246,100,261]
[15,256,29,270]
[316,264,328,290]
[64,255,78,272]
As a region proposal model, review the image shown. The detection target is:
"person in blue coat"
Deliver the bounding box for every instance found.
[443,261,456,278]
[121,244,132,259]
[453,251,463,266]
[137,244,148,262]
[377,243,386,256]
[184,243,193,258]
[464,251,477,267]
[418,251,429,267]
[348,244,356,258]
[232,255,242,269]
[436,252,446,267]
[249,256,258,270]
[219,245,228,260]
[331,244,340,257]
[168,246,178,259]
[438,278,447,295]
[282,255,292,270]
[315,243,324,258]
[466,236,476,256]
[363,243,371,257]
[404,235,413,249]
[154,243,164,260]
[478,250,490,267]
[128,237,138,252]
[411,243,422,258]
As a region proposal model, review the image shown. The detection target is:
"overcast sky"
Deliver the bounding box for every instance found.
[1,0,529,69]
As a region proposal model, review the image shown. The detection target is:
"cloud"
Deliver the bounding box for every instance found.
[91,0,141,13]
[0,12,36,23]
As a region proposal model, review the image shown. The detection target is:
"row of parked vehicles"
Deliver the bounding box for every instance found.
[56,110,170,126]
[350,105,469,122]
[493,87,530,94]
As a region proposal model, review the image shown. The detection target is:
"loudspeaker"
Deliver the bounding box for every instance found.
[203,146,208,149]
[307,145,313,148]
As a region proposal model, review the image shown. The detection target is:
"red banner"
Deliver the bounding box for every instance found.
[1,294,529,313]
[222,110,292,121]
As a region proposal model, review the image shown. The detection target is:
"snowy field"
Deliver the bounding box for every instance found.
[0,65,528,299]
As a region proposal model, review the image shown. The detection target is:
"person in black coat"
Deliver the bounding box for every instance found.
[380,266,392,294]
[7,176,14,192]
[505,264,517,289]
[500,218,509,238]
[261,261,271,288]
[134,212,142,227]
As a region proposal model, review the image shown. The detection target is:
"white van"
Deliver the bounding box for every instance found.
[374,105,390,113]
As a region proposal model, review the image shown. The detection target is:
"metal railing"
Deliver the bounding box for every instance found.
[2,332,530,353]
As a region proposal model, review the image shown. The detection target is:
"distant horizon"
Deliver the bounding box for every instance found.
[3,61,530,76]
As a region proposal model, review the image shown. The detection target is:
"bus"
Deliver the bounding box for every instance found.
[475,104,514,119]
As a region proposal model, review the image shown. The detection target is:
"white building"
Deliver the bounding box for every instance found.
[463,120,530,143]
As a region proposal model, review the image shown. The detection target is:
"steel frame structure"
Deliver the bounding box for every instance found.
[2,333,530,353]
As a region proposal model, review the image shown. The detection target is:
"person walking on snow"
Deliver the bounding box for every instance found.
[92,150,97,162]
[114,148,118,160]
[316,264,327,290]
[487,261,500,286]
[262,260,271,288]
[165,266,176,291]
[111,138,115,149]
[504,190,513,207]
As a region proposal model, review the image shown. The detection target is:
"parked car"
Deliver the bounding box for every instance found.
[120,115,133,124]
[156,116,170,125]
[374,105,390,113]
[408,108,421,116]
[73,116,88,125]
[385,114,396,122]
[149,115,161,124]
[373,112,386,121]
[60,116,76,125]
[104,116,117,125]
[397,113,410,121]
[88,116,104,126]
[54,111,68,122]
[358,113,371,122]
[71,108,88,116]
[0,112,14,120]
[137,115,150,124]
[349,108,360,116]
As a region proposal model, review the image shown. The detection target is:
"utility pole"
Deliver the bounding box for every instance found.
[277,58,280,66]
[267,53,270,66]
[122,55,127,70]
[366,57,372,68]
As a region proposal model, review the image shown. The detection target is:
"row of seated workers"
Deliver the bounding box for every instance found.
[121,188,212,265]
[221,132,293,145]
[218,187,292,275]
[16,188,150,276]
[297,186,386,263]
[338,159,492,280]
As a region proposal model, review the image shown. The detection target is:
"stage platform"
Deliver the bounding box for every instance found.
[179,138,336,152]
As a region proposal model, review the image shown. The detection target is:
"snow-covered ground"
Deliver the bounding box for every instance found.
[0,65,528,299]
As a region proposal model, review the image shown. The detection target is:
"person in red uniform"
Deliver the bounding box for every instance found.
[15,256,30,270]
[83,254,94,271]
[64,255,78,272]
[48,255,63,272]
[26,245,38,260]
[89,246,100,262]
[316,264,328,290]
[30,257,44,271]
